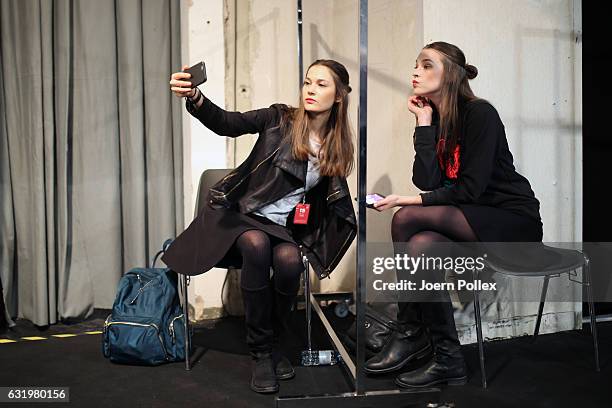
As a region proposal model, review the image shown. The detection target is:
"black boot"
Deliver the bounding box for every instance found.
[251,352,279,393]
[395,343,467,388]
[395,302,467,388]
[364,301,430,374]
[242,287,279,393]
[271,289,296,380]
[364,325,432,374]
[272,350,295,380]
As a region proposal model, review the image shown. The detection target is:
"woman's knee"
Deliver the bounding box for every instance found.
[272,244,303,294]
[393,206,429,227]
[391,206,428,241]
[408,230,449,255]
[409,230,446,244]
[236,230,271,259]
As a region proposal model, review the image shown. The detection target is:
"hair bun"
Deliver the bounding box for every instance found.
[465,64,478,79]
[347,85,352,93]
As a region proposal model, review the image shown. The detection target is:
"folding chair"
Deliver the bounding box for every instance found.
[179,169,324,370]
[471,244,599,388]
[180,169,232,370]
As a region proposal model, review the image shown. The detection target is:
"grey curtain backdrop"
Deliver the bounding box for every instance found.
[0,0,184,326]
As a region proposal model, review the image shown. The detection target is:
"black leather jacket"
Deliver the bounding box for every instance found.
[187,96,357,279]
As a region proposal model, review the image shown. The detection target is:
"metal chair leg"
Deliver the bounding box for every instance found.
[471,269,487,388]
[181,273,191,371]
[303,252,312,352]
[583,254,600,372]
[533,276,550,341]
[472,269,487,389]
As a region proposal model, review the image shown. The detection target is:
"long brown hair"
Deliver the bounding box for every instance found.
[423,42,479,164]
[281,59,354,177]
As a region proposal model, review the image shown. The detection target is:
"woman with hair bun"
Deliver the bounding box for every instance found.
[369,42,542,388]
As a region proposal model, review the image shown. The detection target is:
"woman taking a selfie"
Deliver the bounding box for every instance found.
[164,60,356,394]
[369,42,542,388]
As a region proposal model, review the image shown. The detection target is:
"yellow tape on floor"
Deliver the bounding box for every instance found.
[0,329,103,344]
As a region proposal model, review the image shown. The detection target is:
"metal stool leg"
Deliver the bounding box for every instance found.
[473,269,487,389]
[181,273,191,371]
[583,254,600,372]
[303,252,312,352]
[533,276,550,341]
[299,249,339,366]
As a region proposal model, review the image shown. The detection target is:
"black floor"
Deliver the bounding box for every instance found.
[0,306,611,408]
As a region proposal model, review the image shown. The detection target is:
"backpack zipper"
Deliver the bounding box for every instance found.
[129,274,158,305]
[168,314,184,344]
[104,317,169,360]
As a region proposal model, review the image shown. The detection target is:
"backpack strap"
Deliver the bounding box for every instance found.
[152,238,174,268]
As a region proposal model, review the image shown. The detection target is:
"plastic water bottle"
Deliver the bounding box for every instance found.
[301,350,342,366]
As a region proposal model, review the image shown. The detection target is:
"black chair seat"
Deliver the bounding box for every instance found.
[484,245,585,277]
[471,243,599,388]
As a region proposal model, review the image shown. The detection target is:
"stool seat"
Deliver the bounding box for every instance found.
[471,244,599,388]
[485,244,585,277]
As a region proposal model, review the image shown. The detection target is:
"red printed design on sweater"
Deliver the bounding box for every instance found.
[436,138,460,180]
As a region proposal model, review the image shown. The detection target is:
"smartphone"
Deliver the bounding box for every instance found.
[184,61,207,88]
[366,193,385,208]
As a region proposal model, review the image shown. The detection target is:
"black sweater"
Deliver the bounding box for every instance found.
[413,99,541,222]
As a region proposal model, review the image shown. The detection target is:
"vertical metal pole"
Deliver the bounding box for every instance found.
[296,0,310,355]
[355,0,368,395]
[297,0,303,87]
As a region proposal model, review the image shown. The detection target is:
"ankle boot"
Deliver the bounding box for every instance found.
[242,287,278,393]
[271,289,296,380]
[364,325,432,374]
[272,350,295,380]
[395,341,467,388]
[395,301,467,388]
[251,352,279,393]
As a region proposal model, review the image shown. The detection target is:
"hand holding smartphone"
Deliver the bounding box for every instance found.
[183,61,207,88]
[366,193,386,208]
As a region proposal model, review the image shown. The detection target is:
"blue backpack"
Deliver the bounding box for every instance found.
[102,239,189,365]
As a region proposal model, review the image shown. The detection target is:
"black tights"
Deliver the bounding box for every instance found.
[234,229,303,355]
[391,205,478,244]
[392,205,478,287]
[392,205,478,354]
[235,229,303,295]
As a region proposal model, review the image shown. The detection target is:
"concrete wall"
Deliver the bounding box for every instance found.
[423,0,581,242]
[420,0,582,340]
[180,0,228,320]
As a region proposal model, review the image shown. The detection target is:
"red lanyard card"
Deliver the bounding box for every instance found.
[293,203,311,225]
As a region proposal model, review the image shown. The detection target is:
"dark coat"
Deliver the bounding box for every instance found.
[413,99,542,241]
[169,96,357,279]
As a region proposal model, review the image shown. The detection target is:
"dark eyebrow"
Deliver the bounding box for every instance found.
[417,58,434,64]
[304,77,329,83]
